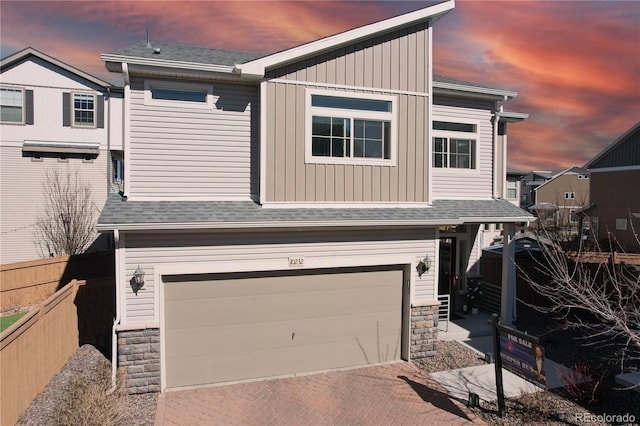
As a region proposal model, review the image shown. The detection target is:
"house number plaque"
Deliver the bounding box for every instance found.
[288,256,305,268]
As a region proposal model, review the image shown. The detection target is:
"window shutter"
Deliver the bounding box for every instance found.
[97,95,104,128]
[25,90,34,125]
[62,92,71,126]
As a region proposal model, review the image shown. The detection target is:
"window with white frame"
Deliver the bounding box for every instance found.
[507,179,518,199]
[73,93,96,127]
[1,87,24,123]
[144,80,212,109]
[565,192,576,200]
[306,90,396,165]
[432,121,477,169]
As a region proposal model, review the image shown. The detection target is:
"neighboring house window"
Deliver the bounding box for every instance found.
[73,93,96,127]
[565,192,576,200]
[63,92,104,128]
[569,210,578,223]
[306,90,396,165]
[507,179,518,199]
[1,87,33,124]
[432,121,477,169]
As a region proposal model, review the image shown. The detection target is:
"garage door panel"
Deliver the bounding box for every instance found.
[164,268,403,389]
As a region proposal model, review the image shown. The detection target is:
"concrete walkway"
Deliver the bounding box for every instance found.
[154,362,485,425]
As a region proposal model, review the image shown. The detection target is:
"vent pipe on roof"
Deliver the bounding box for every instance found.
[146,29,152,49]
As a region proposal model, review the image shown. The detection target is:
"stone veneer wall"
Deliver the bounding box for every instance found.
[410,304,439,359]
[117,328,160,394]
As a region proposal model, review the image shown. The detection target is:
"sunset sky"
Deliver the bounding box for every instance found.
[1,0,638,171]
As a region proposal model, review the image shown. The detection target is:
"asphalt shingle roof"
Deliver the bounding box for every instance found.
[109,41,265,66]
[97,193,532,231]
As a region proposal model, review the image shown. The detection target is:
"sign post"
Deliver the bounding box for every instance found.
[488,314,506,417]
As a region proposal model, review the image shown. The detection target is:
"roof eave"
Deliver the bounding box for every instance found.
[433,82,518,100]
[97,218,463,232]
[235,0,455,79]
[100,53,236,75]
[2,47,114,88]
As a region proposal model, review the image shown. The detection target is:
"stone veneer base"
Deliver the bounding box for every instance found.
[117,328,160,394]
[410,304,439,359]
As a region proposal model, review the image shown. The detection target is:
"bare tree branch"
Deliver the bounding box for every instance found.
[521,216,640,371]
[34,168,98,257]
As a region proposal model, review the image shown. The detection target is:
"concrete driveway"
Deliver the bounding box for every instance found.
[154,362,485,425]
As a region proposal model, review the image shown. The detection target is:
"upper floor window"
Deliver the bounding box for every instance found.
[1,87,33,124]
[1,88,23,123]
[63,92,103,128]
[506,179,518,199]
[73,93,96,127]
[151,88,207,103]
[144,80,213,109]
[432,121,477,169]
[306,90,396,166]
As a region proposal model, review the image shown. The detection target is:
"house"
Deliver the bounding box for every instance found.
[0,48,123,264]
[97,1,532,393]
[520,170,556,207]
[532,166,590,239]
[583,121,640,251]
[479,168,526,247]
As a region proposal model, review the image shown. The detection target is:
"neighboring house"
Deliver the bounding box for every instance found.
[480,168,526,247]
[583,121,640,251]
[0,48,124,264]
[533,166,590,239]
[520,170,556,207]
[97,1,532,393]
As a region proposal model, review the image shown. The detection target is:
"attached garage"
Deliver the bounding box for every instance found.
[163,266,405,389]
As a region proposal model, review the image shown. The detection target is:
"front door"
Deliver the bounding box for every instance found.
[439,237,457,316]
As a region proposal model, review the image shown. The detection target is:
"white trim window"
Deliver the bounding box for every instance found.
[432,121,477,169]
[506,179,518,199]
[144,80,213,109]
[306,89,396,166]
[1,87,24,123]
[73,93,96,127]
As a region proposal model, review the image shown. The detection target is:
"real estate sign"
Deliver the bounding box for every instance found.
[499,326,546,388]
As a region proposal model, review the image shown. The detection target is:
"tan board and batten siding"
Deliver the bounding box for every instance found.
[431,100,494,200]
[164,267,403,388]
[121,228,436,325]
[264,23,431,203]
[128,79,258,199]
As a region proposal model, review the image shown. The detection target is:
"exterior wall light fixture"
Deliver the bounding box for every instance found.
[416,255,432,277]
[131,265,145,295]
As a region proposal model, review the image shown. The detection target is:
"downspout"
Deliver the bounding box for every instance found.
[492,96,507,199]
[106,87,111,194]
[122,62,131,199]
[107,229,121,395]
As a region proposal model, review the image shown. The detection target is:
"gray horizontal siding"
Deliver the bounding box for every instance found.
[121,228,436,325]
[128,80,258,199]
[431,102,494,200]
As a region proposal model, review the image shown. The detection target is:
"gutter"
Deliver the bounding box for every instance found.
[106,229,122,395]
[96,215,535,233]
[101,54,235,74]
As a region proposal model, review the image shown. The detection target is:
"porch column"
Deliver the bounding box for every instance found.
[501,222,516,325]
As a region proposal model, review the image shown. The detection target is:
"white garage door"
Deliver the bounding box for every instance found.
[163,266,404,389]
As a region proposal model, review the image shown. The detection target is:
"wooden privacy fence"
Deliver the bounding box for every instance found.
[568,251,640,265]
[0,279,83,426]
[0,251,114,312]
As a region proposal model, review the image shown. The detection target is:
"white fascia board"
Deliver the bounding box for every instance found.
[433,82,518,100]
[96,218,460,232]
[459,215,533,223]
[236,0,455,79]
[498,111,529,122]
[100,53,235,74]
